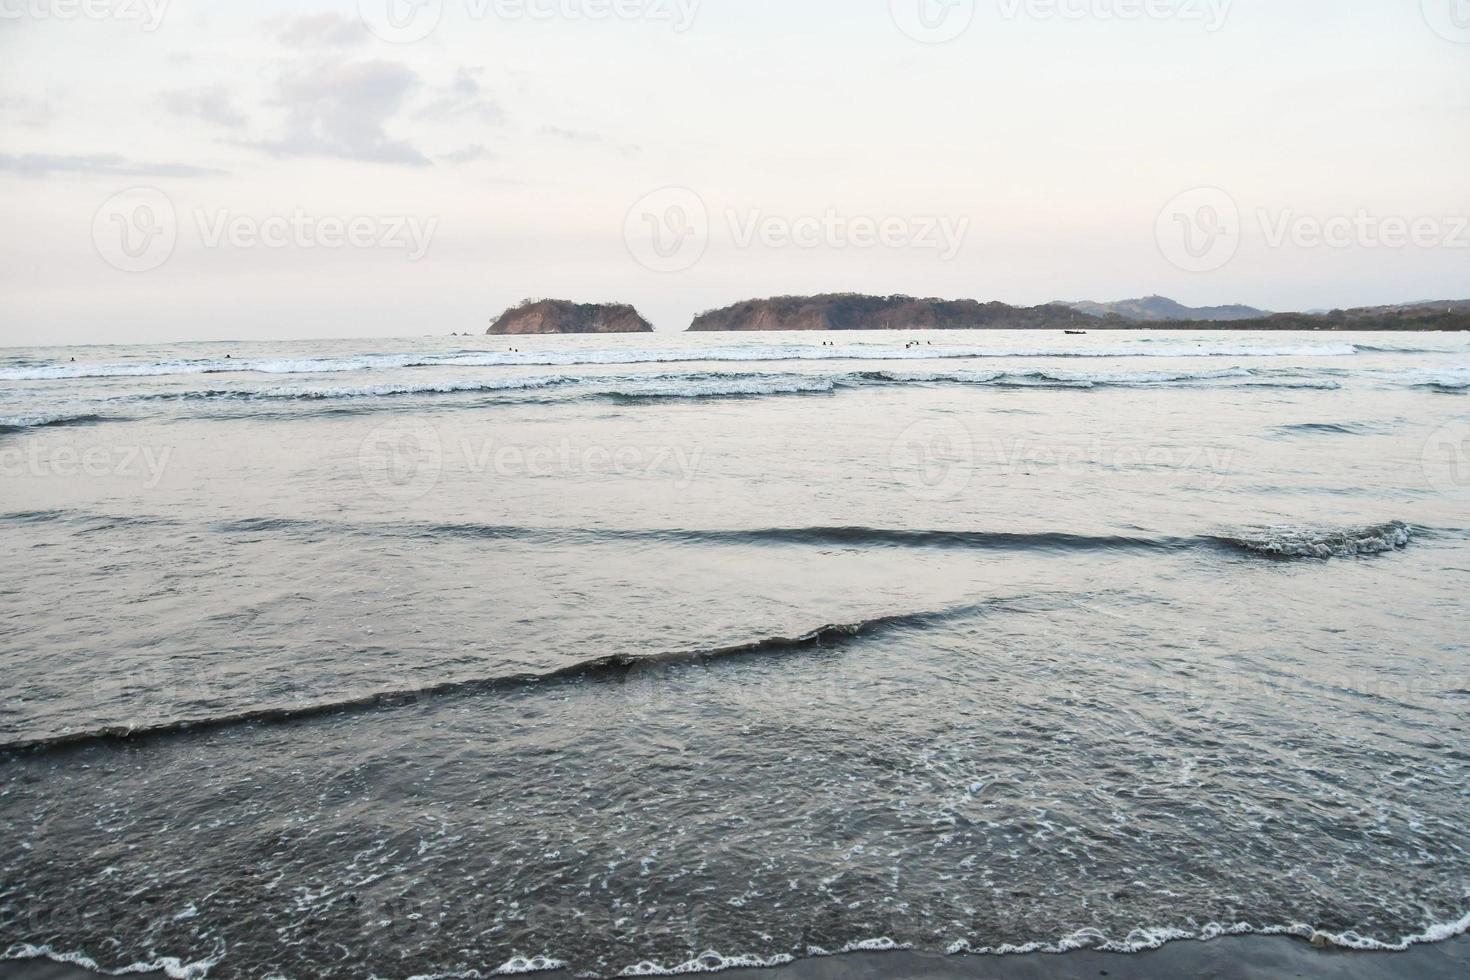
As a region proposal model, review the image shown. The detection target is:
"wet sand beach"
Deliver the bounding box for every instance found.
[5,936,1469,980]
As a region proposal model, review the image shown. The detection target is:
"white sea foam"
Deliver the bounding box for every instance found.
[601,912,1470,979]
[618,950,797,976]
[855,367,1339,391]
[944,908,1470,955]
[602,376,838,398]
[121,366,1326,411]
[2,943,220,980]
[0,341,1369,382]
[806,936,911,956]
[1402,367,1470,390]
[149,377,574,401]
[403,954,569,978]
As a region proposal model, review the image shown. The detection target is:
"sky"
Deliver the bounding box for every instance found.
[0,0,1467,344]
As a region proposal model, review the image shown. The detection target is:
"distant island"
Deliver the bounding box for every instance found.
[688,295,1094,331]
[686,294,1470,332]
[488,299,653,335]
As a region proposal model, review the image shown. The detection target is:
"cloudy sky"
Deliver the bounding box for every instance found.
[1,0,1467,344]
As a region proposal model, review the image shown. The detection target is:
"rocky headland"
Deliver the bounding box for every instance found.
[488,300,653,335]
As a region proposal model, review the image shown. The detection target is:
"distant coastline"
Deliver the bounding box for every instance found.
[489,294,1470,333]
[687,294,1470,332]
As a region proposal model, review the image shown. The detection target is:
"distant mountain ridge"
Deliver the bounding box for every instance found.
[1338,299,1470,316]
[1061,295,1269,322]
[681,294,1470,332]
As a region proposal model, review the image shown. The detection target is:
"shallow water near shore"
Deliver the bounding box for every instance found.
[1,330,1468,978]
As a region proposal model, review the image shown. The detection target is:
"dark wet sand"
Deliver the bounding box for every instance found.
[3,936,1468,980]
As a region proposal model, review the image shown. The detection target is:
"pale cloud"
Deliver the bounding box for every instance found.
[272,13,367,49]
[422,67,506,125]
[541,125,639,156]
[439,144,492,164]
[258,60,430,166]
[161,86,247,129]
[541,126,602,143]
[0,153,226,178]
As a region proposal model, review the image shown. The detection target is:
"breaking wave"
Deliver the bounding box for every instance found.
[7,509,1422,564]
[0,411,116,434]
[134,376,578,402]
[1213,521,1413,559]
[0,341,1370,382]
[1274,421,1381,436]
[112,367,1345,410]
[0,606,983,757]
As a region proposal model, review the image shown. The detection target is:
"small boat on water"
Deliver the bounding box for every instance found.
[1065,329,1088,335]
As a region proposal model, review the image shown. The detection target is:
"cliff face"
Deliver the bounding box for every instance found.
[489,300,653,335]
[687,294,1092,331]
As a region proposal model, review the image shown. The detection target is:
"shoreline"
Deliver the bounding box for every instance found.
[4,935,1468,980]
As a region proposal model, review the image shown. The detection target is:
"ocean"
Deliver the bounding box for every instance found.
[1,330,1467,978]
